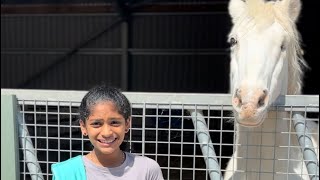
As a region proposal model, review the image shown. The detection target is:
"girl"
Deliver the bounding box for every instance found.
[51,85,164,180]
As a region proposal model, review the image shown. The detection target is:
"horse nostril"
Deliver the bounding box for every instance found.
[258,98,264,107]
[238,97,242,105]
[233,97,242,107]
[258,89,268,108]
[233,88,242,107]
[236,88,241,96]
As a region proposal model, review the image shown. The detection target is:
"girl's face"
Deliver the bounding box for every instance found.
[80,101,130,155]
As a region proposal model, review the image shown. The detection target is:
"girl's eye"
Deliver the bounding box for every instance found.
[90,121,102,127]
[110,120,121,126]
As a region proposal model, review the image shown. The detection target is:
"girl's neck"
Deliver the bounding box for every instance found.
[88,149,126,168]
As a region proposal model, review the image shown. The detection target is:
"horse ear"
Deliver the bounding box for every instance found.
[279,0,301,22]
[228,0,247,24]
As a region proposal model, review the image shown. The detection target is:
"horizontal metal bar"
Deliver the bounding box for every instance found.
[1,89,319,107]
[1,48,227,56]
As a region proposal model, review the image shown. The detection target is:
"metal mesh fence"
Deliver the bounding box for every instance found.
[2,90,317,180]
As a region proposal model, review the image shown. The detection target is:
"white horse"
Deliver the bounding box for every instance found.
[224,0,318,179]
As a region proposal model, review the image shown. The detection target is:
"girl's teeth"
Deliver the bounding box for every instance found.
[100,139,115,143]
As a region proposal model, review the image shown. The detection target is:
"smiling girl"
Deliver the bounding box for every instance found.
[51,85,164,180]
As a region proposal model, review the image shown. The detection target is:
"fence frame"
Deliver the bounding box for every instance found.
[1,95,20,180]
[1,89,319,179]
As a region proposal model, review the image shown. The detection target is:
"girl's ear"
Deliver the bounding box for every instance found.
[79,120,88,136]
[125,118,131,133]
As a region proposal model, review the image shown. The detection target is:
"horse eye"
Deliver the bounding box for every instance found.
[229,37,238,47]
[280,44,286,51]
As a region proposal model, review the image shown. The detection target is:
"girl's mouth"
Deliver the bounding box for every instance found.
[98,138,117,146]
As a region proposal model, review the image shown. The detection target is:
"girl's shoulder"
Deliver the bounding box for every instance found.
[52,155,83,168]
[51,155,86,180]
[126,153,164,179]
[127,152,161,169]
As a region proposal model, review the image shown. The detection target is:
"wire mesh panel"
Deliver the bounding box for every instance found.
[18,100,83,180]
[128,103,235,180]
[1,90,318,180]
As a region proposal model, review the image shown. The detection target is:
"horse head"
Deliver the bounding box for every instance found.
[228,0,306,127]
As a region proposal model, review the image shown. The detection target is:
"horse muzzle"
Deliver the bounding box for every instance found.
[232,88,269,127]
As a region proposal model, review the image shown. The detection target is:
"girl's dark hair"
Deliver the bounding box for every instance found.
[79,85,131,123]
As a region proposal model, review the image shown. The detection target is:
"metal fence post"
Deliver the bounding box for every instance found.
[1,95,20,180]
[292,113,319,180]
[189,109,223,180]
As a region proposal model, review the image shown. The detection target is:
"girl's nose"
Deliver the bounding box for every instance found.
[101,125,113,137]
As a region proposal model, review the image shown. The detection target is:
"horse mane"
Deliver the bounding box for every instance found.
[232,0,308,95]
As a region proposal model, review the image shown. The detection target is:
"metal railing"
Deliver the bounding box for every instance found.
[1,89,319,180]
